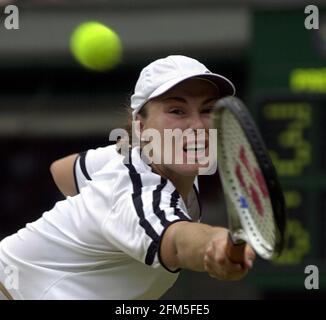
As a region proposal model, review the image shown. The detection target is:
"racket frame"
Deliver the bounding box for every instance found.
[214,96,287,259]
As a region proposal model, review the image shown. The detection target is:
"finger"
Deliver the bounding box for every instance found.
[224,261,248,280]
[244,244,256,269]
[204,242,227,279]
[223,256,245,274]
[207,245,244,280]
[205,238,250,280]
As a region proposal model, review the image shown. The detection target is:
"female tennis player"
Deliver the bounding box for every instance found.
[0,55,255,300]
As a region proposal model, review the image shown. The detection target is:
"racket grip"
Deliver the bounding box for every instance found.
[226,234,246,265]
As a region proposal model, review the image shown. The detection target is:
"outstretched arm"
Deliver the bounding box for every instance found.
[160,221,255,280]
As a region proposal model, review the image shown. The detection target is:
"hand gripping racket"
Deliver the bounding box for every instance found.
[213,96,286,264]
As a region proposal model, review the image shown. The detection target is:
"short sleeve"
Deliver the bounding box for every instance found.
[101,187,192,272]
[74,145,118,191]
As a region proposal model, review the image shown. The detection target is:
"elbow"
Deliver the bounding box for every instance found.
[49,155,79,197]
[49,160,58,179]
[50,159,63,186]
[49,159,70,196]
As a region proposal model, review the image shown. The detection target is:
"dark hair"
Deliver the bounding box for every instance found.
[116,102,149,151]
[124,103,148,139]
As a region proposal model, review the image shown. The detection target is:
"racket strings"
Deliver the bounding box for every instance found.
[216,109,277,258]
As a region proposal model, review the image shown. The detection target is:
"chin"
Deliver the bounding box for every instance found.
[171,164,201,177]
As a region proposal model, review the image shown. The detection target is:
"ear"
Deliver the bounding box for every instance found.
[136,114,145,132]
[132,114,145,144]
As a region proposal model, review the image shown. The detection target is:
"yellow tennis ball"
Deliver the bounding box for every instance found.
[70,22,122,71]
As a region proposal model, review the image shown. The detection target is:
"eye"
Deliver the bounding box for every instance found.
[201,106,214,114]
[169,108,185,115]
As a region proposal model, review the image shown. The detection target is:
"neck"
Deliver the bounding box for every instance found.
[150,164,195,202]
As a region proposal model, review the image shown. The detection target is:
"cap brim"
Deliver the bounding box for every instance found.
[148,73,236,101]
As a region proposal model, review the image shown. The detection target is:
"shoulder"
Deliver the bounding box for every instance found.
[101,147,177,198]
[84,144,119,169]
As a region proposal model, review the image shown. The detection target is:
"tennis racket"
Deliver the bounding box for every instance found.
[213,96,286,264]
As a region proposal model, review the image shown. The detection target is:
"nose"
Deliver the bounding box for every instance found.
[188,112,205,131]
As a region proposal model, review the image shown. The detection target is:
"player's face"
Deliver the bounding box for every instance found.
[138,78,218,178]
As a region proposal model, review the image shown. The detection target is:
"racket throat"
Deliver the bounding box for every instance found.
[229,229,247,245]
[224,195,248,244]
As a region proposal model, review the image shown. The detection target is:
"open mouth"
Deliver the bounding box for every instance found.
[182,140,208,155]
[183,144,206,152]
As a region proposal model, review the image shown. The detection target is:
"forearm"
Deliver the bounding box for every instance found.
[173,221,223,272]
[161,220,255,280]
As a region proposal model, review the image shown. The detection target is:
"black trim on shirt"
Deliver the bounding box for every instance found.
[170,190,192,221]
[152,177,170,227]
[124,151,160,266]
[193,183,202,220]
[124,149,192,269]
[73,155,80,194]
[79,151,91,181]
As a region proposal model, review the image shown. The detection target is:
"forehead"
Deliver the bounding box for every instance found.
[159,77,219,100]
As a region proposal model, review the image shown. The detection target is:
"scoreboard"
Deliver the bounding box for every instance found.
[247,8,326,290]
[257,95,324,258]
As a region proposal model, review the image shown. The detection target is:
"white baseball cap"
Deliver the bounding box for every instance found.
[131,55,236,120]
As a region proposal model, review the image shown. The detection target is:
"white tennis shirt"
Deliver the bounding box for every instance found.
[0,145,201,300]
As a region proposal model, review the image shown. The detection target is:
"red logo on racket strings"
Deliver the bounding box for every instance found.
[235,146,269,216]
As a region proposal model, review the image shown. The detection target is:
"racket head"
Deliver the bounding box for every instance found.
[213,96,286,260]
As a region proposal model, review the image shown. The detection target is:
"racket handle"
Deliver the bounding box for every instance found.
[226,234,246,265]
